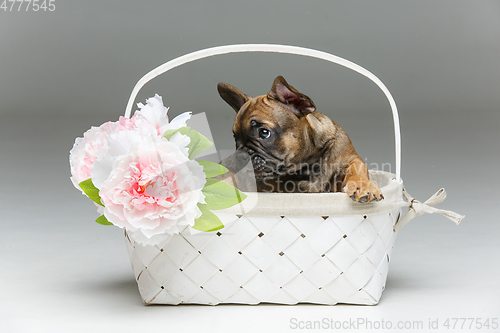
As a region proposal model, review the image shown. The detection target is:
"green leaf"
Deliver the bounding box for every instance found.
[202,178,247,210]
[192,204,224,232]
[198,160,229,178]
[79,179,104,207]
[95,215,113,225]
[163,126,190,140]
[163,126,213,159]
[186,129,213,159]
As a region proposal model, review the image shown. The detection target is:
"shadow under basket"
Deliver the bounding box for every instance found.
[121,44,463,305]
[125,170,402,305]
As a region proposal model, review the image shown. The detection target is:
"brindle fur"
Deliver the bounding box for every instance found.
[218,76,383,203]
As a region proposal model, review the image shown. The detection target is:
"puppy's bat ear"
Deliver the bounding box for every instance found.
[218,83,250,113]
[268,76,316,116]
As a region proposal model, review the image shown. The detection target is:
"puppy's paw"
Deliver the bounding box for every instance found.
[343,176,384,203]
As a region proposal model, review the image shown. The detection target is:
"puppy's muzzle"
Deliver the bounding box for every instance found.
[239,147,281,176]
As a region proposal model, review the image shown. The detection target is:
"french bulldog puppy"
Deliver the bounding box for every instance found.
[218,76,383,203]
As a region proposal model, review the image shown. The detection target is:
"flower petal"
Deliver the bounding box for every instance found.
[165,111,192,131]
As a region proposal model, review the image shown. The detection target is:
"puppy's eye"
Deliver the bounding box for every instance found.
[258,128,271,139]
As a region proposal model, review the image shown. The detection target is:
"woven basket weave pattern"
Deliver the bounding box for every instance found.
[125,208,400,305]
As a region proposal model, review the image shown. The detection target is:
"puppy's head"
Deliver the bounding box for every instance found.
[218,76,329,179]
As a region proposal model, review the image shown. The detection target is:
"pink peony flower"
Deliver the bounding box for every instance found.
[70,95,200,244]
[98,137,206,245]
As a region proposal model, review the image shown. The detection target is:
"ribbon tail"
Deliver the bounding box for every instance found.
[435,208,464,225]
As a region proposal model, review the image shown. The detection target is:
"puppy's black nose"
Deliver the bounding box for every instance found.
[252,155,266,170]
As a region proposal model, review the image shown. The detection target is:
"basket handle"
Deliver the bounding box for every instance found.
[124,44,402,181]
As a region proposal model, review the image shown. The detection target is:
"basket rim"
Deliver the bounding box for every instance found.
[213,170,405,217]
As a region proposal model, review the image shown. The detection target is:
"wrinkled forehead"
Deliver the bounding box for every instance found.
[234,96,298,131]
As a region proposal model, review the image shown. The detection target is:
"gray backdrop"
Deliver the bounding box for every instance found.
[1,1,499,332]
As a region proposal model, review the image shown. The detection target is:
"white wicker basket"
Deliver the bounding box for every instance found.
[122,44,463,305]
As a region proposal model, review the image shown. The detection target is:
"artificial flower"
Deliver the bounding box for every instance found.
[97,136,206,244]
[69,95,191,193]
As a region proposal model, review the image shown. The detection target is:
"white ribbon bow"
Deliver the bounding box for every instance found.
[394,188,465,231]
